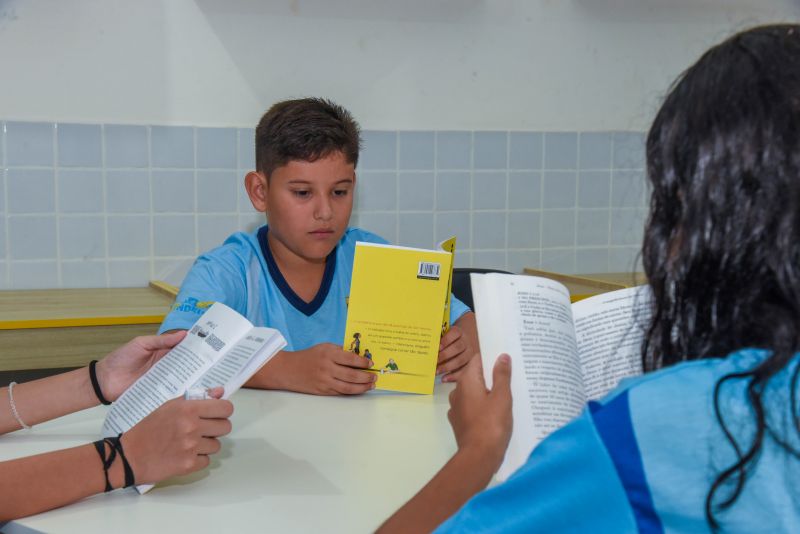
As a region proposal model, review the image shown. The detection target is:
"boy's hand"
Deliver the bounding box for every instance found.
[437,312,479,382]
[280,343,377,396]
[447,354,512,469]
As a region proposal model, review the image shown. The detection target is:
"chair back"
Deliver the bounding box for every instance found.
[451,267,512,311]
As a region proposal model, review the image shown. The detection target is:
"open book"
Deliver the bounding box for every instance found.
[471,273,652,481]
[102,302,286,492]
[343,238,455,395]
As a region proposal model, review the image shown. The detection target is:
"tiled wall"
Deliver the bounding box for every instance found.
[0,122,647,290]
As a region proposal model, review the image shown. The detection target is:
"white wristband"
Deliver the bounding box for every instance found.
[8,382,32,430]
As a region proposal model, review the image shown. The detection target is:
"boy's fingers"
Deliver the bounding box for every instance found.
[333,379,373,395]
[437,338,467,366]
[336,351,373,369]
[196,437,222,456]
[198,418,233,438]
[206,386,225,399]
[335,367,376,384]
[439,326,462,350]
[437,351,470,376]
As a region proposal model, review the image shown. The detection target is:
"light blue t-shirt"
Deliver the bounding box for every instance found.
[159,226,470,351]
[436,348,800,533]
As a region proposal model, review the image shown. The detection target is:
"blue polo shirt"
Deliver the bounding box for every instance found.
[436,348,800,533]
[159,226,470,351]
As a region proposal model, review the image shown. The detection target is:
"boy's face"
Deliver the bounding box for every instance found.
[249,151,355,264]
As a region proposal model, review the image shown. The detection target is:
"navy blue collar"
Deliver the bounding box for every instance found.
[258,226,337,317]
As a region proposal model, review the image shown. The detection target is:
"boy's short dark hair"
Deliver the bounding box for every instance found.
[255,98,361,176]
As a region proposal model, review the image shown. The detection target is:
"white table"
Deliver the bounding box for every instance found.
[2,386,457,533]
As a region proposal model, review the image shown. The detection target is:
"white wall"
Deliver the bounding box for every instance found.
[0,0,797,130]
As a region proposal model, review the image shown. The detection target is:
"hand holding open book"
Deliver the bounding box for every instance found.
[102,302,286,492]
[471,273,652,481]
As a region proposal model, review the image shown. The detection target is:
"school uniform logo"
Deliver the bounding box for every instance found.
[171,297,215,315]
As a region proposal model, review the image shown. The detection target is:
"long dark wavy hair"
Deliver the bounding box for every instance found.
[641,24,800,529]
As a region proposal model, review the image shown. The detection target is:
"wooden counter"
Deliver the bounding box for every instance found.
[523,269,647,302]
[0,284,177,371]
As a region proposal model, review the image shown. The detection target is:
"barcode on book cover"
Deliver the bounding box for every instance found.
[417,261,441,280]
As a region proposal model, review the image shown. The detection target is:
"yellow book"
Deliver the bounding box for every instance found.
[344,241,455,394]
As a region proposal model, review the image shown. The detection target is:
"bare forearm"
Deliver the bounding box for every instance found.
[0,443,124,521]
[0,368,98,434]
[378,444,502,534]
[244,350,292,390]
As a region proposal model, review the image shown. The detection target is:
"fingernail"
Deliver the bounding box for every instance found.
[499,354,511,364]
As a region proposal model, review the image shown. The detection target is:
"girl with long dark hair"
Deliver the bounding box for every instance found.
[381,24,800,533]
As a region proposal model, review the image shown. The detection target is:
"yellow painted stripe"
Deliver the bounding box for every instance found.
[0,315,166,330]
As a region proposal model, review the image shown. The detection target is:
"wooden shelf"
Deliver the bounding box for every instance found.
[0,284,176,371]
[523,269,647,302]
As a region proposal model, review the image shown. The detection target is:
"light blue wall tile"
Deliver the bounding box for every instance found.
[0,262,7,289]
[577,209,610,246]
[61,260,107,288]
[8,169,55,213]
[60,216,106,259]
[541,248,576,274]
[472,211,506,249]
[611,170,647,208]
[152,170,195,212]
[508,211,540,248]
[472,250,507,270]
[361,131,396,170]
[197,127,237,169]
[58,170,103,213]
[357,212,397,242]
[398,213,434,248]
[9,215,56,259]
[0,219,5,259]
[579,132,612,170]
[542,210,575,248]
[0,170,5,213]
[197,170,238,212]
[609,247,642,272]
[543,171,577,208]
[473,132,507,170]
[436,212,471,247]
[105,125,148,168]
[6,122,54,166]
[436,132,471,169]
[108,215,150,257]
[436,171,470,211]
[151,126,194,168]
[153,215,196,256]
[358,171,397,211]
[509,171,541,210]
[610,208,646,245]
[576,248,609,273]
[106,170,150,213]
[237,177,251,212]
[239,213,265,233]
[154,258,194,286]
[473,171,506,209]
[198,214,239,252]
[57,123,102,167]
[544,132,577,170]
[238,128,255,170]
[0,123,4,167]
[613,132,646,169]
[9,261,58,289]
[109,259,151,287]
[399,171,434,210]
[509,132,542,170]
[399,131,434,170]
[578,171,611,208]
[508,250,540,273]
[454,251,472,269]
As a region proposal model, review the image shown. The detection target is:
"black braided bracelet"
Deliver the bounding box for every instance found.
[93,435,136,491]
[88,360,112,406]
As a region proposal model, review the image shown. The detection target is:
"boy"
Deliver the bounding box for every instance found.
[159,98,478,395]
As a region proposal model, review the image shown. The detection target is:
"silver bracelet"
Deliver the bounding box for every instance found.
[8,382,32,430]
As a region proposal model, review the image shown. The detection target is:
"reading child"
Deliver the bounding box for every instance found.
[381,24,800,532]
[159,98,478,396]
[0,332,233,520]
